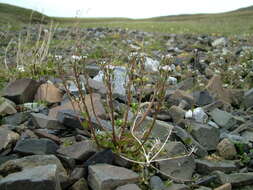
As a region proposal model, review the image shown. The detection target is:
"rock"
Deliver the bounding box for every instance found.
[33,129,61,144]
[0,98,17,116]
[88,164,139,190]
[85,64,100,77]
[212,37,227,47]
[84,149,114,168]
[158,141,195,181]
[0,154,19,166]
[3,78,39,104]
[49,100,82,119]
[214,183,232,190]
[70,178,89,190]
[87,78,107,95]
[168,105,186,123]
[150,176,166,190]
[144,57,160,72]
[185,107,208,124]
[93,66,128,98]
[205,75,231,104]
[195,187,212,190]
[193,90,214,106]
[195,159,237,174]
[138,116,173,142]
[0,127,20,152]
[57,140,97,161]
[70,168,86,182]
[209,108,237,129]
[115,184,141,190]
[244,88,253,109]
[167,183,190,190]
[31,113,64,130]
[57,109,83,129]
[85,93,107,119]
[173,126,208,157]
[0,155,67,178]
[14,138,59,155]
[214,171,253,187]
[217,138,237,159]
[166,90,194,109]
[2,111,30,125]
[35,83,63,103]
[167,76,178,85]
[0,165,61,190]
[190,122,220,150]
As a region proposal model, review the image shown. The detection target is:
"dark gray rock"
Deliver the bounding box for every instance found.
[57,109,83,129]
[190,123,220,150]
[2,111,30,125]
[195,159,237,174]
[3,78,39,104]
[0,164,61,190]
[57,140,98,161]
[88,164,139,190]
[150,176,166,190]
[84,149,114,168]
[115,184,141,190]
[193,90,214,106]
[209,108,237,130]
[14,138,58,155]
[158,142,195,181]
[244,88,253,109]
[31,113,64,130]
[69,178,89,190]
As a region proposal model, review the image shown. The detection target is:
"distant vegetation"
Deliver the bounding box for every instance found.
[1,3,253,35]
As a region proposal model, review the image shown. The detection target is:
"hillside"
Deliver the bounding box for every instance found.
[0,3,50,27]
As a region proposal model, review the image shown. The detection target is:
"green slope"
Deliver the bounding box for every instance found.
[0,3,50,27]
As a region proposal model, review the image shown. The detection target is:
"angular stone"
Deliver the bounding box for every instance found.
[244,88,253,109]
[195,159,237,174]
[166,90,194,109]
[31,113,64,130]
[173,126,208,157]
[0,155,67,178]
[193,90,214,106]
[214,183,232,190]
[212,37,227,47]
[84,149,114,168]
[2,111,30,125]
[88,164,139,190]
[3,78,39,104]
[57,109,83,129]
[49,100,82,119]
[205,75,231,104]
[150,176,166,190]
[167,183,190,190]
[70,178,89,190]
[138,116,173,142]
[35,83,63,103]
[85,93,107,119]
[158,142,195,181]
[195,187,212,190]
[0,127,20,152]
[0,165,61,190]
[191,123,220,150]
[0,98,17,116]
[115,184,141,190]
[57,140,97,161]
[33,129,61,144]
[168,105,186,123]
[217,138,237,160]
[14,138,58,155]
[87,78,107,95]
[210,108,237,129]
[214,171,253,187]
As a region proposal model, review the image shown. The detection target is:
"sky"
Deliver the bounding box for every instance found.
[1,0,253,18]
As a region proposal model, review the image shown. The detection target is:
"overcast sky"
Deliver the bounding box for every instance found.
[1,0,253,18]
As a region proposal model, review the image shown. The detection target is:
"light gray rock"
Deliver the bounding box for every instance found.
[57,140,98,161]
[212,37,227,47]
[0,98,17,116]
[144,57,160,72]
[167,183,190,190]
[158,142,195,181]
[88,164,139,190]
[195,159,237,174]
[0,164,61,190]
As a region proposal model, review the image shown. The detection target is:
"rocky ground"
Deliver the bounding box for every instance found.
[0,27,253,190]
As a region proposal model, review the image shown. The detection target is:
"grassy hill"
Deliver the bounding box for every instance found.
[1,3,253,35]
[0,3,50,27]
